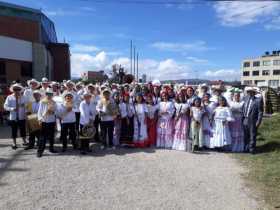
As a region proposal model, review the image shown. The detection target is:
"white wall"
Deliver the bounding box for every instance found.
[0,35,32,62]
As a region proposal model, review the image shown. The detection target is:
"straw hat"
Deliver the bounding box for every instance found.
[45,88,54,95]
[10,83,24,93]
[27,79,40,88]
[64,80,75,88]
[62,91,74,99]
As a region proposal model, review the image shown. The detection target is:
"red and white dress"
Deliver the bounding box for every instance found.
[156,101,175,148]
[132,103,149,148]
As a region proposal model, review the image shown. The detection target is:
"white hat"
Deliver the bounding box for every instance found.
[64,80,75,88]
[10,83,24,93]
[152,79,161,86]
[245,86,258,93]
[83,91,92,98]
[33,90,41,95]
[27,79,40,88]
[45,88,54,94]
[51,81,59,86]
[42,77,49,83]
[62,91,74,99]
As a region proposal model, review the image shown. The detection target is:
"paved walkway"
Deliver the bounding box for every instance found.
[0,126,262,210]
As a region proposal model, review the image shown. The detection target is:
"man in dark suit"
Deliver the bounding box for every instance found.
[242,87,264,154]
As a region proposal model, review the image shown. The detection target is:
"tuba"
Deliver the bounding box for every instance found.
[81,122,96,139]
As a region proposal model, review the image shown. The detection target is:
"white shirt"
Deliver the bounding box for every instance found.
[96,100,114,122]
[4,94,27,121]
[31,101,40,113]
[23,88,36,103]
[37,100,57,123]
[79,100,96,125]
[58,103,76,124]
[119,102,128,118]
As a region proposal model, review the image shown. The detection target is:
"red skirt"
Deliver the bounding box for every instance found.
[146,118,157,146]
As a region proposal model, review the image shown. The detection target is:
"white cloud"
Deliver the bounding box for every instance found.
[71,52,237,81]
[151,41,210,52]
[71,51,108,77]
[213,1,280,27]
[186,56,208,64]
[205,69,240,81]
[71,44,100,53]
[71,51,192,80]
[45,9,80,17]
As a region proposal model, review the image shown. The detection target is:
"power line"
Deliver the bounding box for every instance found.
[80,0,280,4]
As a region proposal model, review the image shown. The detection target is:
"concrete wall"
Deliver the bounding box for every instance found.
[0,35,32,62]
[32,42,48,80]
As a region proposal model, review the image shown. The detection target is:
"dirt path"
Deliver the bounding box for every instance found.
[0,128,262,210]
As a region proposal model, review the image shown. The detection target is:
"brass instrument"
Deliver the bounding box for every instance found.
[81,122,96,139]
[27,114,41,133]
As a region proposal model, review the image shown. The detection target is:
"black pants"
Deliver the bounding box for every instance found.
[75,112,80,134]
[80,124,89,152]
[244,122,257,152]
[61,122,76,149]
[28,130,41,147]
[94,115,100,142]
[10,120,26,139]
[100,121,114,147]
[38,122,55,154]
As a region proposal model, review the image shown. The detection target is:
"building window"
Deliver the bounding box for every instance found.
[252,70,259,76]
[263,60,271,66]
[262,70,270,76]
[21,63,32,77]
[243,62,250,67]
[253,61,260,67]
[273,60,280,66]
[273,70,280,75]
[269,80,279,87]
[0,61,5,75]
[243,71,250,76]
[243,80,252,85]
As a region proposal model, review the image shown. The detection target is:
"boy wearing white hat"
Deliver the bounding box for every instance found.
[24,79,40,103]
[57,92,77,152]
[4,83,28,149]
[37,88,58,157]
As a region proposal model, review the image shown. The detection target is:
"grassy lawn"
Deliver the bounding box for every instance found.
[236,113,280,209]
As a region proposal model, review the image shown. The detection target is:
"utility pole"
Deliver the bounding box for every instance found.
[130,40,133,75]
[133,46,136,79]
[136,52,139,82]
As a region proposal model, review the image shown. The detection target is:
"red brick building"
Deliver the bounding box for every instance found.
[0,1,70,84]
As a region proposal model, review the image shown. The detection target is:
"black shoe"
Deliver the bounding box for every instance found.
[11,145,17,150]
[80,151,87,155]
[24,146,34,150]
[22,142,29,146]
[62,148,67,153]
[249,150,256,155]
[37,153,42,158]
[49,149,58,153]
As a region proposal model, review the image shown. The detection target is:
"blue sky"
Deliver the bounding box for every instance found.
[5,0,280,81]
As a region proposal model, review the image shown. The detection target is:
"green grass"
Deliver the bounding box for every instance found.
[236,114,280,209]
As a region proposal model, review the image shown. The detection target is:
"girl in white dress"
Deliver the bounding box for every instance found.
[210,96,234,149]
[132,93,149,148]
[202,93,216,148]
[156,92,175,149]
[190,97,205,151]
[229,91,245,152]
[172,93,190,151]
